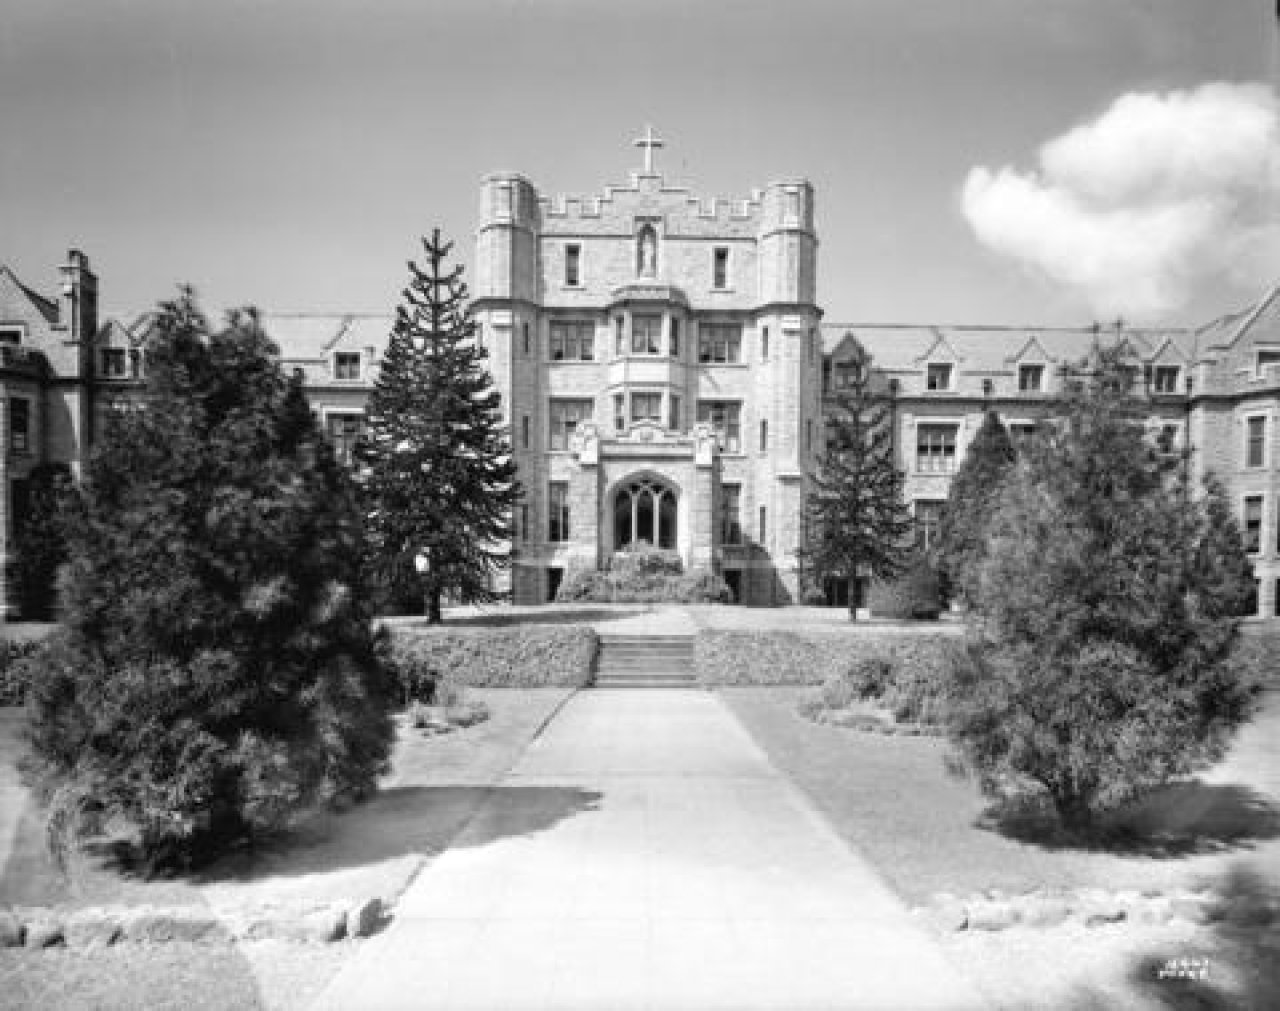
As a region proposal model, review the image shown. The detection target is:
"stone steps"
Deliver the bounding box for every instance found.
[592,634,697,689]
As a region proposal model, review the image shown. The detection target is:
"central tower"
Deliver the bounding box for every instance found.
[472,133,822,605]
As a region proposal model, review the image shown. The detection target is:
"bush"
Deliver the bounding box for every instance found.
[391,624,597,687]
[554,548,732,604]
[868,554,941,619]
[0,639,44,707]
[22,296,398,871]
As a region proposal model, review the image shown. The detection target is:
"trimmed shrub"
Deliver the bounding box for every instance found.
[868,554,942,619]
[554,547,732,604]
[0,639,45,707]
[391,624,597,687]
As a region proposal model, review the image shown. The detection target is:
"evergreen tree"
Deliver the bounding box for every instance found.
[24,291,398,869]
[11,462,73,620]
[801,340,914,618]
[945,350,1260,834]
[936,409,1016,606]
[358,230,521,623]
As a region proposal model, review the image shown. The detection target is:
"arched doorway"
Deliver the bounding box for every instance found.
[614,477,677,550]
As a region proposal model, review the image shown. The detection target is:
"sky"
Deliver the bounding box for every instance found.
[1,0,1276,329]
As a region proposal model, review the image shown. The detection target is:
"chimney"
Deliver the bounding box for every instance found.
[59,249,98,343]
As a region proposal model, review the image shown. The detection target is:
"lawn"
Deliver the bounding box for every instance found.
[0,687,574,1011]
[722,685,1280,1010]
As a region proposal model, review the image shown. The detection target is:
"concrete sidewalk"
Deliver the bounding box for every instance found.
[311,691,987,1010]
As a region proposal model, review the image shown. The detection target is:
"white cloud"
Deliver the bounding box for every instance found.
[962,83,1280,321]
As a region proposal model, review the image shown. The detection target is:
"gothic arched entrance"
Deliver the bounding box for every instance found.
[613,477,677,550]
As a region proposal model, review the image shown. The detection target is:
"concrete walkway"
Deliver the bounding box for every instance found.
[312,691,987,1010]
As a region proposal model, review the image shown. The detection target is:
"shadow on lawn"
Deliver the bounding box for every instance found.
[195,784,602,885]
[399,607,652,628]
[2,785,601,901]
[982,781,1280,857]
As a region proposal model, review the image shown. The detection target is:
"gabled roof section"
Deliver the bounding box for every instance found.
[95,319,134,347]
[915,329,963,365]
[1005,334,1055,365]
[826,329,866,360]
[0,265,59,325]
[1223,284,1280,350]
[1145,335,1190,364]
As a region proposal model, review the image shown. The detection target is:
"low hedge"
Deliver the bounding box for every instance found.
[0,638,46,706]
[389,624,597,689]
[693,628,958,687]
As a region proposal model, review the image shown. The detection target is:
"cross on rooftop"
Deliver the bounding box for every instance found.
[633,124,664,173]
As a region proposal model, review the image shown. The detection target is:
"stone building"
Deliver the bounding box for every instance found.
[1,138,1277,618]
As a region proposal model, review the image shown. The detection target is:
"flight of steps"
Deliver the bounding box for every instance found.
[592,634,697,689]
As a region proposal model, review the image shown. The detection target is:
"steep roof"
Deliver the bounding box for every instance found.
[822,323,1197,371]
[0,265,59,324]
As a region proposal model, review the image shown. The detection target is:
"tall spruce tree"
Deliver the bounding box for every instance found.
[359,230,520,623]
[945,349,1260,833]
[936,409,1017,606]
[24,292,398,869]
[802,340,914,618]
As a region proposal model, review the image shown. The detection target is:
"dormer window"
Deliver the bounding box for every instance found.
[0,327,21,345]
[565,244,581,287]
[334,352,362,380]
[712,247,729,289]
[926,363,953,391]
[1150,365,1179,393]
[101,348,127,378]
[1018,364,1044,392]
[1256,350,1280,377]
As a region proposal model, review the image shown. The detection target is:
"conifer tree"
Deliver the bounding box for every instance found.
[358,230,520,623]
[24,292,398,869]
[801,340,914,618]
[936,409,1017,606]
[945,350,1260,834]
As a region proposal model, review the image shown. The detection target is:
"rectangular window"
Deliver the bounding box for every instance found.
[520,504,529,542]
[1156,423,1180,454]
[758,505,767,544]
[9,398,29,453]
[926,363,953,391]
[669,395,681,430]
[101,348,127,378]
[630,391,662,424]
[550,321,595,361]
[325,413,364,466]
[631,314,662,355]
[759,418,769,452]
[0,328,21,345]
[548,482,570,542]
[1243,496,1262,554]
[721,484,743,545]
[522,322,530,355]
[698,323,742,363]
[835,361,861,389]
[761,327,769,360]
[697,401,741,452]
[548,398,593,451]
[712,247,729,289]
[334,352,362,380]
[521,414,530,449]
[1246,416,1266,468]
[806,419,813,453]
[915,500,945,550]
[808,329,815,364]
[916,423,958,473]
[1275,578,1280,617]
[1256,350,1280,376]
[1018,364,1043,392]
[670,318,680,358]
[565,244,581,286]
[613,393,625,432]
[615,317,624,355]
[1153,365,1180,393]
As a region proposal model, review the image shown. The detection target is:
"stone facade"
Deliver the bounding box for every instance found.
[2,142,1278,618]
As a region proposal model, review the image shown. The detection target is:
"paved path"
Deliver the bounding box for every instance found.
[312,691,987,1010]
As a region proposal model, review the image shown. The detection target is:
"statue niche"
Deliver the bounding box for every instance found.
[636,223,657,278]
